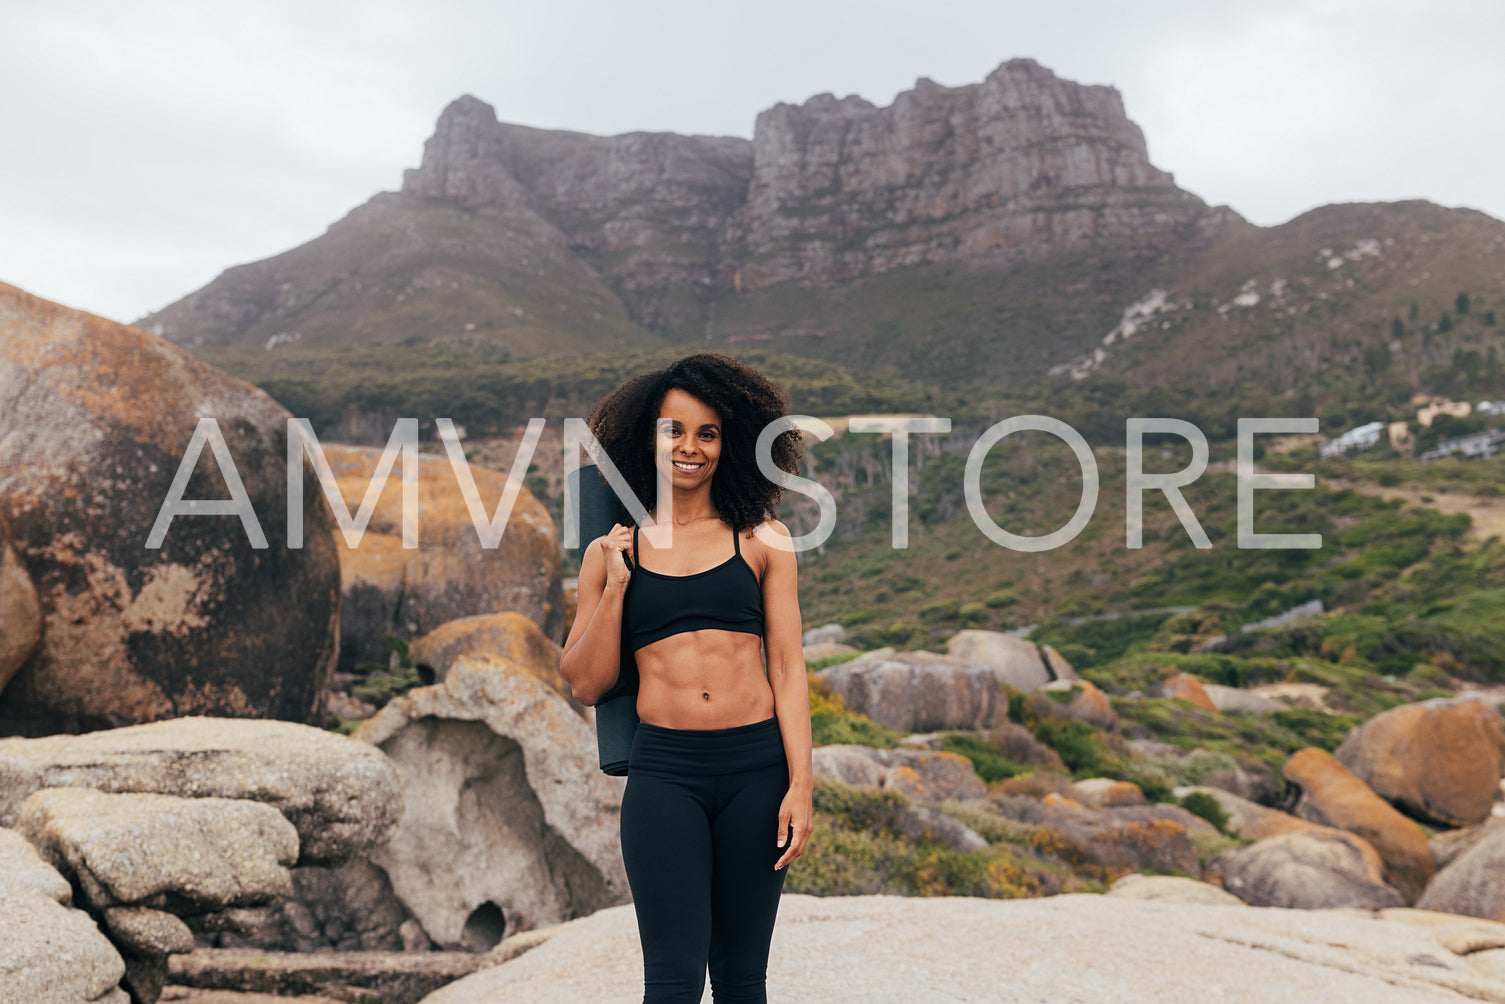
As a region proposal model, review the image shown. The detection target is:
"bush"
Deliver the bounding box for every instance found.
[789,778,1075,898]
[1269,708,1363,751]
[808,671,899,748]
[958,602,988,627]
[807,651,859,672]
[351,633,424,708]
[784,817,912,896]
[1179,791,1230,832]
[785,818,1057,898]
[811,775,912,831]
[811,711,901,748]
[940,733,1029,783]
[854,620,927,650]
[324,716,362,736]
[1031,719,1109,776]
[1119,768,1173,804]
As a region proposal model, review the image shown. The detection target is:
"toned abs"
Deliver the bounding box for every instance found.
[632,528,777,729]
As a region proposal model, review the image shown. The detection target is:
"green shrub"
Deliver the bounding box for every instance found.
[811,711,901,749]
[1032,719,1108,776]
[808,673,900,749]
[919,600,961,623]
[324,716,362,736]
[784,818,913,896]
[1119,768,1173,804]
[940,733,1029,783]
[1148,749,1240,788]
[790,778,1081,898]
[807,651,860,672]
[811,775,913,832]
[351,633,424,708]
[871,620,928,649]
[958,602,988,627]
[1269,708,1363,751]
[352,664,424,706]
[936,801,1040,846]
[1190,829,1246,865]
[1179,791,1230,832]
[1051,643,1093,671]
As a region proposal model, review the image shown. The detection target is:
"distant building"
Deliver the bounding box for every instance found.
[1320,421,1386,459]
[1420,428,1505,461]
[1417,400,1472,427]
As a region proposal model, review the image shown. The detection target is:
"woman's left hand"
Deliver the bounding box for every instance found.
[773,784,813,870]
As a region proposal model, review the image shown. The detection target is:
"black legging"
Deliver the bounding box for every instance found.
[620,715,791,1003]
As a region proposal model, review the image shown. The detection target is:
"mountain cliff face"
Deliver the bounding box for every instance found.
[402,98,756,333]
[728,60,1216,291]
[140,58,1231,355]
[139,58,1505,404]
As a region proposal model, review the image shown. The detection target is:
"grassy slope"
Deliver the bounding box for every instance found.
[783,417,1502,693]
[144,193,665,355]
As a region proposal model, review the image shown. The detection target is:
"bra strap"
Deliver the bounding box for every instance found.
[628,524,638,569]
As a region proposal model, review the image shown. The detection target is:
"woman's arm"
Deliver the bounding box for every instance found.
[757,518,814,870]
[560,523,633,706]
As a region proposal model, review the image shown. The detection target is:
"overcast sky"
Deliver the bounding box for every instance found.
[3,0,1501,325]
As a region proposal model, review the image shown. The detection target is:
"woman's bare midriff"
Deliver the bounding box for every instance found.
[634,628,776,729]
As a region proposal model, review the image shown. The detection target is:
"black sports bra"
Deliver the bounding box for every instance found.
[621,521,765,653]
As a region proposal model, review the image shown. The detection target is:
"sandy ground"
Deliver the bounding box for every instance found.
[1323,477,1505,542]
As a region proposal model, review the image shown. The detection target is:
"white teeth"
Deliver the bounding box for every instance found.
[673,461,703,470]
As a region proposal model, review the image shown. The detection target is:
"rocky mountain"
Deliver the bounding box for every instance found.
[138,58,1505,397]
[139,63,1225,359]
[726,64,1216,291]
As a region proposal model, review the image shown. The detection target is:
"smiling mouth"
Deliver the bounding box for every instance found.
[672,460,704,471]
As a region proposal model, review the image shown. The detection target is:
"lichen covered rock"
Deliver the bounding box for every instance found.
[326,444,562,676]
[0,280,340,735]
[1335,695,1505,827]
[0,716,403,865]
[1206,828,1404,910]
[1283,747,1435,902]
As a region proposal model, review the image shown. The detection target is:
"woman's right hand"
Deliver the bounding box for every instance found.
[599,522,634,590]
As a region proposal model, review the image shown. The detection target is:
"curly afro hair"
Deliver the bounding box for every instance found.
[584,352,803,534]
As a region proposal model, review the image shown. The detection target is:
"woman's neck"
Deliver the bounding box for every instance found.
[651,485,718,527]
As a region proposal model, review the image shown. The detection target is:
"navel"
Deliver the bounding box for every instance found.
[702,691,711,702]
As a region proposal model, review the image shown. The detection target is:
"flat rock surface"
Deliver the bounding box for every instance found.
[18,788,299,909]
[0,716,402,866]
[420,893,1505,1003]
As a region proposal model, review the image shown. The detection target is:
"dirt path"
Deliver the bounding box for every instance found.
[1324,478,1505,542]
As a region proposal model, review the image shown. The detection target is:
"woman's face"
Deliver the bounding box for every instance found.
[653,387,723,490]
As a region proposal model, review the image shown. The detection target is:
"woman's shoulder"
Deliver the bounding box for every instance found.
[745,519,794,560]
[748,517,792,540]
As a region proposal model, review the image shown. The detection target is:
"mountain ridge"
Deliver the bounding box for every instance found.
[137,58,1505,403]
[140,58,1231,354]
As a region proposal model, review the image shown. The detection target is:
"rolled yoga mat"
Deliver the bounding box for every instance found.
[566,463,640,775]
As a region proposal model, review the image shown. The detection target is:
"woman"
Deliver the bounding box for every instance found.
[560,352,814,1004]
